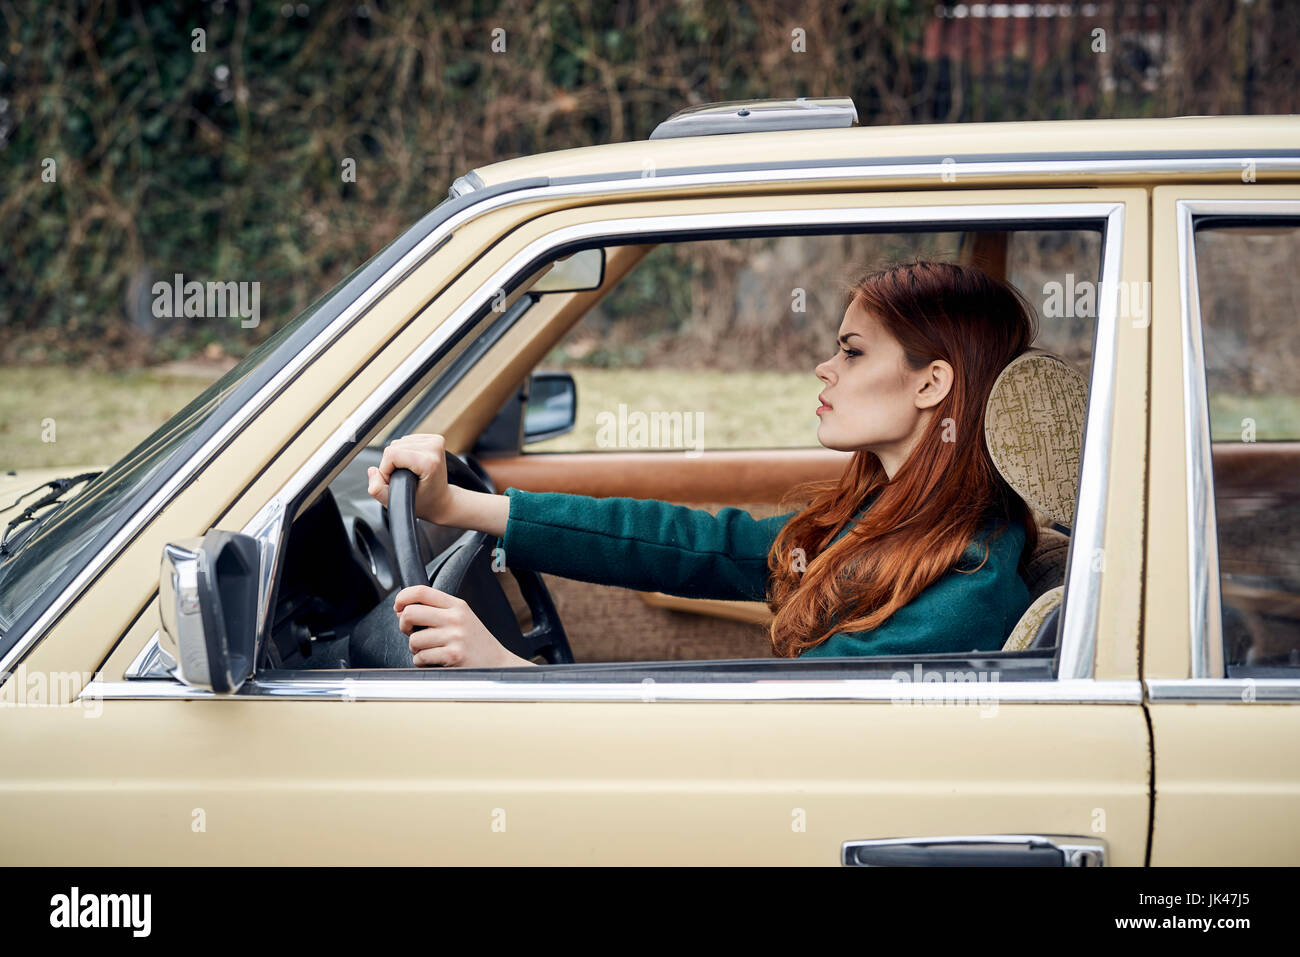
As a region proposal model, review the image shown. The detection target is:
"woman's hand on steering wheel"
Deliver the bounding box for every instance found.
[395,585,537,669]
[367,433,455,524]
[366,434,542,669]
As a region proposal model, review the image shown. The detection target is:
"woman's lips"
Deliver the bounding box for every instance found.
[816,395,831,415]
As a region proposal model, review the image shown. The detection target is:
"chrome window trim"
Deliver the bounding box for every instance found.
[1176,199,1300,679]
[1057,201,1125,681]
[117,199,1127,696]
[123,630,163,679]
[245,497,287,640]
[7,155,1296,681]
[1177,200,1224,680]
[547,155,1300,191]
[84,676,1143,704]
[1146,678,1300,703]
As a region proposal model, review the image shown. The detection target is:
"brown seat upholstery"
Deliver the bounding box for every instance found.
[1021,527,1071,603]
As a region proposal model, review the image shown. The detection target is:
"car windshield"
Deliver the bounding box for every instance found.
[0,260,368,635]
[0,182,476,648]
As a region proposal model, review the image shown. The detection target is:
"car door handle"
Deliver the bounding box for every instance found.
[842,835,1106,867]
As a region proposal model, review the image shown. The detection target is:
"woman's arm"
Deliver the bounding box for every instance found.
[368,432,794,619]
[499,486,796,603]
[434,484,509,537]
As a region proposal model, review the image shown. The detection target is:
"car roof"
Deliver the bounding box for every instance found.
[471,114,1300,189]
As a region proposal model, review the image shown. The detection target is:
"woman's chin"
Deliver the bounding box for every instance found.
[815,426,852,453]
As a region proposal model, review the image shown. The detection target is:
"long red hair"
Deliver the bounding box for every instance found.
[766,260,1039,657]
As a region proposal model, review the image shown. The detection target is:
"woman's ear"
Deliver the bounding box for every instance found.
[915,359,954,410]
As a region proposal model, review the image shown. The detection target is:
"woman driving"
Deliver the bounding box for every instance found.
[366,260,1040,668]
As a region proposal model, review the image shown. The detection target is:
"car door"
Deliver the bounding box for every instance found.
[13,177,1150,865]
[1145,185,1300,865]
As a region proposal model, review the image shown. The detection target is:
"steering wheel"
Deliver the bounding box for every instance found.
[386,454,573,666]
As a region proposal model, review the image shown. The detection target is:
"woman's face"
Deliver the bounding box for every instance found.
[814,298,952,478]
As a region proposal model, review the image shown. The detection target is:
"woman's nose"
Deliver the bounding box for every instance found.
[815,360,833,383]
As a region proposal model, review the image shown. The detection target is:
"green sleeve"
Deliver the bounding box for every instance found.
[500,487,797,602]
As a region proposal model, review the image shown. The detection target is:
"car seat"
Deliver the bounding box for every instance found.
[980,349,1088,652]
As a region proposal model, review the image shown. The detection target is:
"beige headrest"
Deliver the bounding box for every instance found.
[983,349,1088,527]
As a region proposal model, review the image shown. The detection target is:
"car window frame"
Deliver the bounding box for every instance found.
[1171,199,1300,695]
[104,188,1140,705]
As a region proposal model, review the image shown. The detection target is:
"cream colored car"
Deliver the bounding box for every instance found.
[2,99,1298,865]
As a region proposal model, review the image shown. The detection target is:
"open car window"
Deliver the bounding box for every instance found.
[521,229,1101,456]
[239,209,1117,690]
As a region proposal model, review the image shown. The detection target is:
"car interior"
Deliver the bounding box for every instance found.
[258,227,1098,677]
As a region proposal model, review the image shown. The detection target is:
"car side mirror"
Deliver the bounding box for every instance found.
[523,371,577,444]
[474,371,578,456]
[158,531,260,694]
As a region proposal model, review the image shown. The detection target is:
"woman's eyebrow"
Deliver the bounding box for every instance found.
[837,332,863,345]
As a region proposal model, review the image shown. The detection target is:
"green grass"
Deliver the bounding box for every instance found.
[526,368,824,452]
[0,365,226,470]
[1208,395,1300,442]
[7,360,1288,473]
[0,365,826,471]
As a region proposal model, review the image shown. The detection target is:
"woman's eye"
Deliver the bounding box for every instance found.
[840,346,860,359]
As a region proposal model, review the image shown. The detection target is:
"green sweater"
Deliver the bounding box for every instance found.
[499,487,1031,658]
